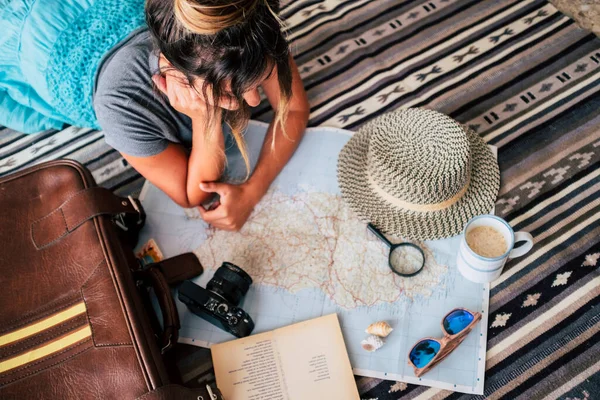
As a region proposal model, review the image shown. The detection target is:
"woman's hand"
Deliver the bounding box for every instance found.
[197,181,264,231]
[153,56,240,113]
[152,73,207,120]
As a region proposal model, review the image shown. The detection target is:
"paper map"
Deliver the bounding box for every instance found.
[137,121,489,394]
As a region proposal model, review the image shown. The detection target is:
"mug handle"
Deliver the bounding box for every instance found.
[508,232,534,259]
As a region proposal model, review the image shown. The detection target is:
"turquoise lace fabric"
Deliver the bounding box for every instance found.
[46,0,146,129]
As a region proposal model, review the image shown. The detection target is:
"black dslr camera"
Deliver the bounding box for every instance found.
[178,262,255,338]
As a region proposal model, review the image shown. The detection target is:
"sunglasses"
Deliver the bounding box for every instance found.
[408,308,481,377]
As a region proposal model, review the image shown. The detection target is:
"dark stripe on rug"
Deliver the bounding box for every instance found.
[0,133,28,148]
[0,130,61,160]
[498,221,600,302]
[281,0,321,20]
[449,34,598,120]
[488,241,600,339]
[83,149,119,168]
[496,219,600,296]
[306,0,548,119]
[514,174,600,234]
[502,139,600,224]
[0,134,94,175]
[498,92,600,181]
[112,175,145,196]
[342,16,572,129]
[300,0,489,91]
[294,0,438,60]
[494,206,600,294]
[58,136,108,161]
[289,0,381,38]
[487,77,600,146]
[486,294,600,384]
[501,328,600,398]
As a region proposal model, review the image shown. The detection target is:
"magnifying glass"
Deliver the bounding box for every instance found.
[367,223,426,277]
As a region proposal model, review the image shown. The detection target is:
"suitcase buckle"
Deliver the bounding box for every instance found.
[160,334,172,354]
[114,196,145,232]
[128,195,145,225]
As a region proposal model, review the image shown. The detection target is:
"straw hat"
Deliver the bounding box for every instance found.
[337,108,500,240]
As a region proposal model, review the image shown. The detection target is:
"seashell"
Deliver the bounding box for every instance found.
[366,321,394,337]
[361,335,384,352]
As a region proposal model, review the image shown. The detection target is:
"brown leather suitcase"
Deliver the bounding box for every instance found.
[0,160,221,399]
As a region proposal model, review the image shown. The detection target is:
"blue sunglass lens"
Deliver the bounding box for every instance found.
[409,339,441,368]
[443,309,474,335]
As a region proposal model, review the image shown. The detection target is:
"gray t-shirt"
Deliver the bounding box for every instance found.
[93,29,193,157]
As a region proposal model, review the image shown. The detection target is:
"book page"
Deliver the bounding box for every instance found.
[273,314,359,400]
[212,330,288,400]
[211,314,359,400]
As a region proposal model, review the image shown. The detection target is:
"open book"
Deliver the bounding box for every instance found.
[211,314,359,400]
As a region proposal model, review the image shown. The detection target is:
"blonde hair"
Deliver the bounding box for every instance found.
[174,0,286,34]
[164,0,292,177]
[174,0,258,35]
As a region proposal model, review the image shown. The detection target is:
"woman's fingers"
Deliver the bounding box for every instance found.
[162,74,178,105]
[157,71,220,118]
[199,207,240,230]
[198,204,227,222]
[162,73,193,113]
[219,95,240,111]
[156,70,243,112]
[160,73,239,111]
[198,195,243,231]
[200,213,242,231]
[203,220,236,231]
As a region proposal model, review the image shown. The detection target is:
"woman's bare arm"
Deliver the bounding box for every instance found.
[122,116,224,208]
[121,72,226,208]
[245,56,310,196]
[198,56,310,230]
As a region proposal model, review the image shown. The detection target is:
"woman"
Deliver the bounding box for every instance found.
[0,0,309,231]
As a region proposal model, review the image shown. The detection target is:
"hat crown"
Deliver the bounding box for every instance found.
[366,109,471,205]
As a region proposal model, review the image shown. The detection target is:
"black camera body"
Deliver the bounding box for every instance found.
[178,262,255,338]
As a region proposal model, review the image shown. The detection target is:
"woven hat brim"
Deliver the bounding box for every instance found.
[337,126,500,241]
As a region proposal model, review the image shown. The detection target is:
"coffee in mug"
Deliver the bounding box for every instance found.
[466,226,508,258]
[456,215,534,283]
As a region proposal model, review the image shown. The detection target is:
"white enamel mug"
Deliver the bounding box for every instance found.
[457,215,534,283]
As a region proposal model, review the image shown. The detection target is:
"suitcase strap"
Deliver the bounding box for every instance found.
[148,253,204,286]
[31,187,144,249]
[141,266,180,354]
[136,254,204,353]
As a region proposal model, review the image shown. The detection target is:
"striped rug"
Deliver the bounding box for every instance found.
[1,0,599,397]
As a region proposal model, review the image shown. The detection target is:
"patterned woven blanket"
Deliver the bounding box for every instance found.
[1,0,599,398]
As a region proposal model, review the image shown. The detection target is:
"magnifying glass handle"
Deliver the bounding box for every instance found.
[367,223,393,248]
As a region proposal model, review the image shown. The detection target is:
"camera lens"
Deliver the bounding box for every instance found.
[207,262,253,305]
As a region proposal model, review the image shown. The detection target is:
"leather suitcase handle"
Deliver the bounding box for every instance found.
[141,267,181,354]
[31,187,144,249]
[137,254,204,353]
